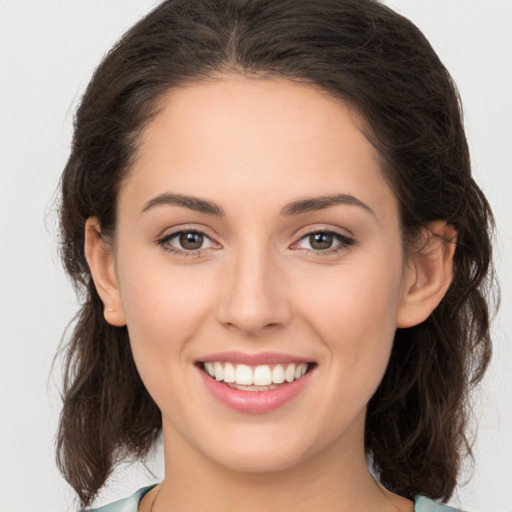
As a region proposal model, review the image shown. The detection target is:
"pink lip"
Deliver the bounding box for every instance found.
[196,363,316,414]
[197,350,313,365]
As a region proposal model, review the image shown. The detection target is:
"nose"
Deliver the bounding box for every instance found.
[216,243,291,336]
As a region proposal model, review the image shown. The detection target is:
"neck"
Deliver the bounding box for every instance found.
[149,417,412,512]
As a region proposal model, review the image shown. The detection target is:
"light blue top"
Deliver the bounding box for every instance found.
[87,485,465,511]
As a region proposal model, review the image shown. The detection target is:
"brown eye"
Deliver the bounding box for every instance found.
[293,230,355,255]
[309,232,334,250]
[157,229,216,254]
[179,231,204,250]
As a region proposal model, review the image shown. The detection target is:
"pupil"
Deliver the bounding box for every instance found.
[180,232,203,250]
[310,233,333,250]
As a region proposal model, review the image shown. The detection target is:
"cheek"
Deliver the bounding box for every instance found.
[295,257,404,387]
[302,260,402,331]
[115,250,215,371]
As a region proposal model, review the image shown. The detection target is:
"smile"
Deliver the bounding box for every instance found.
[196,353,317,413]
[202,361,311,390]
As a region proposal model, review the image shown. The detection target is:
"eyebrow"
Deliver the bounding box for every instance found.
[141,192,375,218]
[141,193,225,216]
[280,194,376,217]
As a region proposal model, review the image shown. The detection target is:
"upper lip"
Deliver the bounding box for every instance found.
[197,351,315,366]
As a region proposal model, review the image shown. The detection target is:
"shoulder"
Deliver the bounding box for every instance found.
[414,495,466,512]
[85,486,156,512]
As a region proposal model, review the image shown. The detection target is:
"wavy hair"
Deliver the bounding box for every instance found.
[56,0,495,507]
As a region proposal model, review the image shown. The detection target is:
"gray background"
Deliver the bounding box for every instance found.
[0,1,510,511]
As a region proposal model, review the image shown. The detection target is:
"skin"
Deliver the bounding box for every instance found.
[85,75,456,512]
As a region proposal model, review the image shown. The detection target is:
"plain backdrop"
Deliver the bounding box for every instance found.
[0,1,511,511]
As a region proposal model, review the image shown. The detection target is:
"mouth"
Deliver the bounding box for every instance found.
[197,361,316,391]
[195,353,317,413]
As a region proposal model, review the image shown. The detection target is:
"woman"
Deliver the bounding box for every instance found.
[56,1,494,511]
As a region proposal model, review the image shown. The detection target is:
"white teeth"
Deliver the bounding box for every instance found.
[214,362,224,381]
[253,365,272,386]
[235,364,253,385]
[272,364,285,384]
[223,362,235,383]
[205,362,215,378]
[203,361,310,386]
[285,364,295,383]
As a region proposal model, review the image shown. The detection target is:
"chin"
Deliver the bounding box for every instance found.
[192,421,330,475]
[210,445,309,474]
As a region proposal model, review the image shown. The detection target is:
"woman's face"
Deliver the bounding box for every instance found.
[109,76,415,472]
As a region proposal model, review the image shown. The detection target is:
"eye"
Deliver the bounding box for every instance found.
[157,229,217,255]
[292,230,355,255]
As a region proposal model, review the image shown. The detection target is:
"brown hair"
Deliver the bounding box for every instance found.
[56,0,495,507]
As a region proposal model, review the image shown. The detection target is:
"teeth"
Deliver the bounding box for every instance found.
[203,362,310,386]
[213,361,224,381]
[205,362,215,378]
[272,365,285,384]
[235,364,253,385]
[253,365,272,386]
[285,364,295,383]
[227,383,278,392]
[223,362,235,383]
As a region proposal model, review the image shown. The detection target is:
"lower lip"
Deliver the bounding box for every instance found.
[196,366,315,414]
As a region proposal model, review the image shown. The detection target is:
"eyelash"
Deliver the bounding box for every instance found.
[156,228,355,258]
[293,228,355,256]
[156,229,217,258]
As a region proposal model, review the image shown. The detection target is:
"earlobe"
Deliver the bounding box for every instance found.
[84,217,127,327]
[396,221,457,328]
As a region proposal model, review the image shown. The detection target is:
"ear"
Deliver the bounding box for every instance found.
[84,217,127,327]
[396,221,457,328]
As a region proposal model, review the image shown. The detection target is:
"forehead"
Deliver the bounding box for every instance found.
[122,75,397,224]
